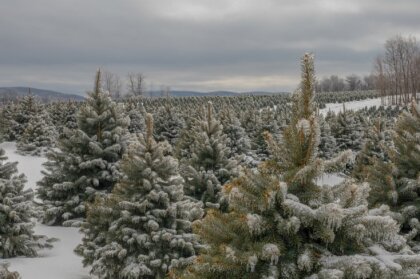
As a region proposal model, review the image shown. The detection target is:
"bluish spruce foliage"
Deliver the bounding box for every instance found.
[37,70,129,226]
[181,102,238,209]
[76,114,203,279]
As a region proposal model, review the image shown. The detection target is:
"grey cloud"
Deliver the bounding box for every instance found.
[0,0,419,94]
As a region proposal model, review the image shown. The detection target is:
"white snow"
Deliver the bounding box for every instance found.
[316,173,346,187]
[320,97,383,115]
[0,142,90,279]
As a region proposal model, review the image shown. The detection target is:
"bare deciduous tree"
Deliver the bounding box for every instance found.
[127,73,145,97]
[345,75,361,91]
[374,35,420,105]
[103,71,122,99]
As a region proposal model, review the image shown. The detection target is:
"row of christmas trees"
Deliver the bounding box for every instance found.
[0,86,399,165]
[0,54,419,278]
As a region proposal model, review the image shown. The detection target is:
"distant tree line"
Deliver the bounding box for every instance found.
[315,74,376,93]
[102,71,171,99]
[374,34,420,105]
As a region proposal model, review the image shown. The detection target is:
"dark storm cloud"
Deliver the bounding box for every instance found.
[0,0,419,94]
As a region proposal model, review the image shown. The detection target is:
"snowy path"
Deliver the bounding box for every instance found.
[319,97,383,115]
[0,142,90,279]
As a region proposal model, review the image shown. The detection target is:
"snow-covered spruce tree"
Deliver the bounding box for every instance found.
[352,118,391,181]
[37,70,129,226]
[181,102,238,208]
[0,149,55,258]
[10,94,40,141]
[16,109,58,156]
[253,108,281,160]
[179,54,420,279]
[318,114,337,159]
[365,100,420,247]
[125,99,146,134]
[0,263,20,279]
[76,114,203,279]
[154,105,184,146]
[219,107,251,158]
[331,107,365,152]
[48,101,79,135]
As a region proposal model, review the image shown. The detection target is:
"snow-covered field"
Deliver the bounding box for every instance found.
[0,142,90,279]
[320,97,383,115]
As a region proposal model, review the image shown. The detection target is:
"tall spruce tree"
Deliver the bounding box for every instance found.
[0,149,55,258]
[179,54,420,279]
[76,114,203,279]
[181,102,238,208]
[37,70,129,226]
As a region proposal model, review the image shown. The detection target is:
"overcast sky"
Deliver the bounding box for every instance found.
[0,0,419,95]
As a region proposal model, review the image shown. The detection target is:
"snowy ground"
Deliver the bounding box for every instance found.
[0,142,90,279]
[320,97,383,115]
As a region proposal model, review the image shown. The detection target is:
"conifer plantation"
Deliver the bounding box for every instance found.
[3,2,420,278]
[0,53,419,279]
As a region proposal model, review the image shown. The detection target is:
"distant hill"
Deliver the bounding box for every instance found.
[147,90,289,97]
[0,87,288,103]
[0,87,85,103]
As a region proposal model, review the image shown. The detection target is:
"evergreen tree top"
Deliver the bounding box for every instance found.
[76,69,129,142]
[113,113,182,201]
[264,54,350,194]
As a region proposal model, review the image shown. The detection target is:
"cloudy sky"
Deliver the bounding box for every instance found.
[0,0,419,95]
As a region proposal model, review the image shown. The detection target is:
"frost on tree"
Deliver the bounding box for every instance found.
[76,114,203,279]
[181,102,238,209]
[125,99,146,134]
[352,118,390,182]
[0,263,20,279]
[318,115,337,160]
[154,105,184,146]
[16,109,58,156]
[330,107,365,152]
[179,54,420,279]
[365,100,420,248]
[0,149,55,258]
[36,70,130,226]
[219,107,252,159]
[3,94,40,141]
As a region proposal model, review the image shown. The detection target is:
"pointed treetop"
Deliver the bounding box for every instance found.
[94,69,102,96]
[299,53,316,120]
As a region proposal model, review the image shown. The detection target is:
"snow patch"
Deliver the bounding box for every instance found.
[320,97,383,115]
